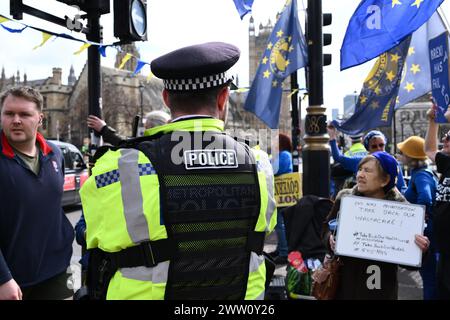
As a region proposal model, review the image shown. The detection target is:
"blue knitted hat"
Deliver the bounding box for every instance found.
[371,151,398,191]
[363,130,387,150]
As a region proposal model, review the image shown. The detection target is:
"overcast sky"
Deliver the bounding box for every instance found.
[0,0,449,118]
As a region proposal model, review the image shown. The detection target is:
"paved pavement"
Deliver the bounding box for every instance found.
[65,205,423,300]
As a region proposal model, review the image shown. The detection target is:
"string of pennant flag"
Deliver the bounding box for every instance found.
[0,12,306,96]
[0,13,154,80]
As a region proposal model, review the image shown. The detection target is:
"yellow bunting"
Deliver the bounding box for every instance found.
[33,32,52,50]
[0,16,9,24]
[146,71,154,82]
[118,53,132,69]
[73,43,91,55]
[287,88,299,98]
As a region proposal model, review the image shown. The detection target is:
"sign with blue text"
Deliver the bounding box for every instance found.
[335,196,425,267]
[429,32,450,123]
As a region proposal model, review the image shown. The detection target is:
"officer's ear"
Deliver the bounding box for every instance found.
[216,86,229,113]
[162,89,171,108]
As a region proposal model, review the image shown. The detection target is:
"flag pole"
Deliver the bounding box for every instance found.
[392,107,397,155]
[291,72,300,172]
[303,0,330,197]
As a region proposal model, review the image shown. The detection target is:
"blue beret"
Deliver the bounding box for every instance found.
[371,151,398,191]
[363,130,387,149]
[151,42,240,91]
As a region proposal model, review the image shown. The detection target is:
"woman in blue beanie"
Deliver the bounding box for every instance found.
[324,152,430,299]
[327,126,407,193]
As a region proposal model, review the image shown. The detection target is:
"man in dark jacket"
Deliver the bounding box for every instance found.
[0,86,74,300]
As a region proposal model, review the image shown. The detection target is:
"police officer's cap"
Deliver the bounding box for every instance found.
[151,42,240,92]
[349,133,363,141]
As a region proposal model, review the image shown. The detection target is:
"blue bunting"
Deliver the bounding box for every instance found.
[233,0,255,19]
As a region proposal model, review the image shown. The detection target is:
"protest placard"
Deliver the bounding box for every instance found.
[274,172,302,207]
[429,32,450,123]
[335,195,425,267]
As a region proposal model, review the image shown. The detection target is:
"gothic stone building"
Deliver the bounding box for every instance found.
[1,23,295,148]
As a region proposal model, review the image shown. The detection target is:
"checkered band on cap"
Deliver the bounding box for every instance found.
[163,72,231,91]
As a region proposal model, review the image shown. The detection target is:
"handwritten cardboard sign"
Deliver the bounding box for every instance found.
[274,172,302,207]
[335,195,425,267]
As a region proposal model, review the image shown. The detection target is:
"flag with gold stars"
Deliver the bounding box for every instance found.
[395,11,447,109]
[332,36,411,135]
[341,0,444,70]
[244,0,307,129]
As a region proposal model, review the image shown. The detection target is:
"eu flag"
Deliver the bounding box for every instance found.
[341,0,444,70]
[244,0,307,129]
[332,36,411,135]
[396,11,447,109]
[233,0,255,19]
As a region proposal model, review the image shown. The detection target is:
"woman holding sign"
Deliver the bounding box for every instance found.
[397,136,438,300]
[325,152,430,300]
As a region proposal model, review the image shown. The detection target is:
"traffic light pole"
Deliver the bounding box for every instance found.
[303,0,330,197]
[86,12,102,157]
[10,0,108,162]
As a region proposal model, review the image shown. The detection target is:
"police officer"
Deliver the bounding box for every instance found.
[344,133,367,157]
[80,42,277,300]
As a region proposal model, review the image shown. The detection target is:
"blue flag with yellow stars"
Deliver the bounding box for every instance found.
[395,11,447,109]
[341,0,444,70]
[244,0,307,129]
[233,0,255,19]
[332,36,412,135]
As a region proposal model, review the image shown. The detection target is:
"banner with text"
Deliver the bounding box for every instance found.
[429,32,450,123]
[274,172,302,207]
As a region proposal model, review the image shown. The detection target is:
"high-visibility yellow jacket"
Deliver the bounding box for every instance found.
[80,118,277,300]
[344,142,368,158]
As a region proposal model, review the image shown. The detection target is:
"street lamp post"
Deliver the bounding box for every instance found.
[303,0,330,197]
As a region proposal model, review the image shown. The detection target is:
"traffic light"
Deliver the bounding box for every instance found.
[10,0,23,20]
[113,0,147,43]
[323,13,332,66]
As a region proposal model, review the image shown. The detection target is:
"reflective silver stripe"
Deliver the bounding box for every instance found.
[249,252,264,273]
[255,291,265,300]
[118,149,150,243]
[265,173,276,232]
[120,261,169,284]
[257,155,276,232]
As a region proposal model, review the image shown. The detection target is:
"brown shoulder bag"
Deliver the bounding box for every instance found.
[311,254,342,300]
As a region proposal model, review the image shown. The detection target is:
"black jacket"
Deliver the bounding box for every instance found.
[283,195,333,261]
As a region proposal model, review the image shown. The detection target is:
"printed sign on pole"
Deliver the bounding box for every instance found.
[429,32,450,123]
